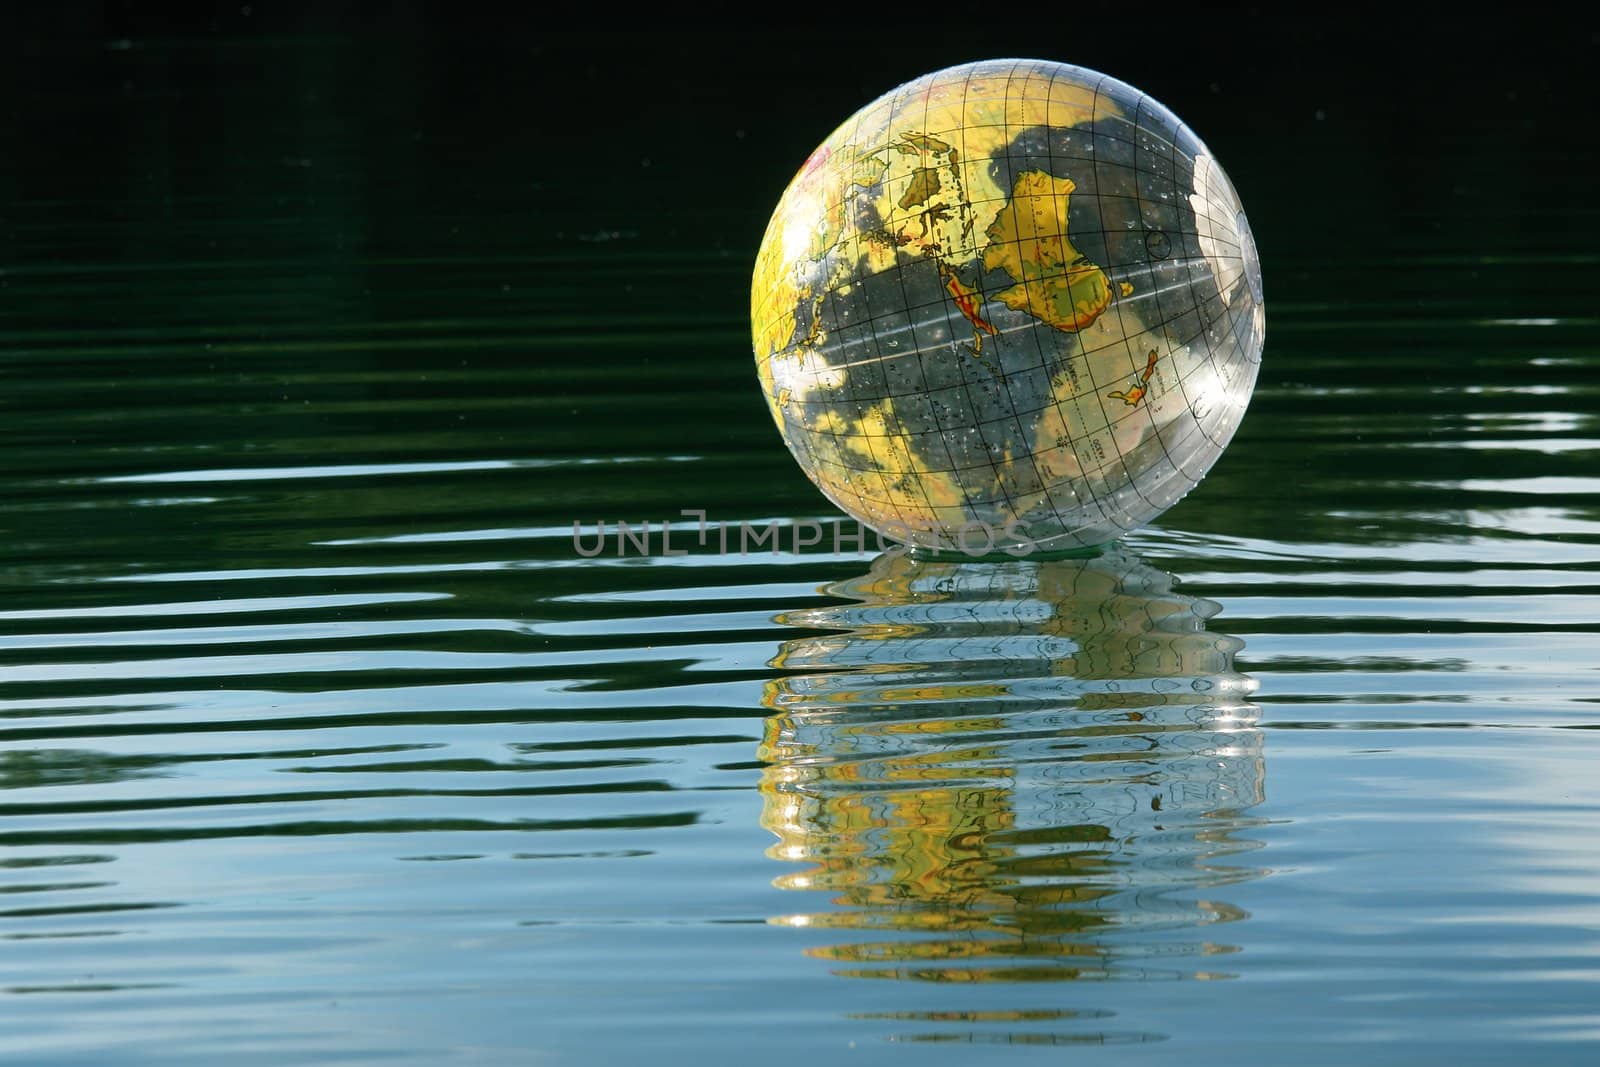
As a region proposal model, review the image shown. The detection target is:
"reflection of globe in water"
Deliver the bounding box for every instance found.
[751,59,1264,553]
[759,548,1264,1035]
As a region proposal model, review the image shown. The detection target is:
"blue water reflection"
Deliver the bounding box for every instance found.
[761,548,1264,1042]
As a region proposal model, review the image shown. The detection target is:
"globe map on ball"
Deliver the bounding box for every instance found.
[750,58,1265,554]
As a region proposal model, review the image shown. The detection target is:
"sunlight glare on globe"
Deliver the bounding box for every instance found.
[750,58,1264,554]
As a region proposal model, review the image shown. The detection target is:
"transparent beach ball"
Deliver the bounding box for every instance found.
[751,58,1264,554]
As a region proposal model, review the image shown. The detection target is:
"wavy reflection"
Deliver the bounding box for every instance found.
[760,547,1265,1040]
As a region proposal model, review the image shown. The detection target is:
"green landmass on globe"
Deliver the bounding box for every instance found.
[751,59,1264,553]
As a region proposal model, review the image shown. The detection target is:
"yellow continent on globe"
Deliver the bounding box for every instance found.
[750,66,1111,427]
[982,172,1113,334]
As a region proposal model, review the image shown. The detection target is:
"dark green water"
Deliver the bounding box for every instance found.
[3,20,1599,1065]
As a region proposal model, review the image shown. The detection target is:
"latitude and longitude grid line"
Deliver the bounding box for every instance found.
[933,73,1018,531]
[826,63,1003,539]
[749,67,1237,347]
[794,281,1251,484]
[757,96,1247,406]
[1084,87,1175,526]
[776,241,1208,378]
[803,64,1136,487]
[760,63,1258,529]
[1041,282,1256,494]
[881,62,980,536]
[797,306,1257,536]
[778,245,1240,403]
[1088,71,1203,531]
[814,68,960,537]
[759,233,1240,392]
[784,247,1240,418]
[1020,61,1118,535]
[887,66,975,537]
[753,128,1241,373]
[770,89,866,523]
[1073,73,1159,533]
[783,182,1211,286]
[998,73,1113,543]
[761,81,1222,265]
[911,61,1207,158]
[973,59,1083,536]
[1138,295,1255,464]
[784,226,1240,413]
[1171,114,1259,418]
[800,64,986,532]
[751,119,1233,340]
[803,82,893,530]
[1138,94,1226,469]
[1189,148,1253,259]
[1028,127,1256,497]
[1171,222,1257,457]
[792,268,1253,492]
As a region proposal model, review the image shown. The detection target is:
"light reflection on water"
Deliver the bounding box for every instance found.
[761,549,1263,1043]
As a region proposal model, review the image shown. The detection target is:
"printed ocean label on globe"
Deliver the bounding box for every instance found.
[751,59,1264,554]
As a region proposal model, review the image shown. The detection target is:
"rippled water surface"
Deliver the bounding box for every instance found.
[3,23,1599,1066]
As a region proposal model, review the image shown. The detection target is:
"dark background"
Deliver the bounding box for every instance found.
[4,8,1597,281]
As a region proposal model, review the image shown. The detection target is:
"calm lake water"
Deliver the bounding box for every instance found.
[3,24,1599,1066]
